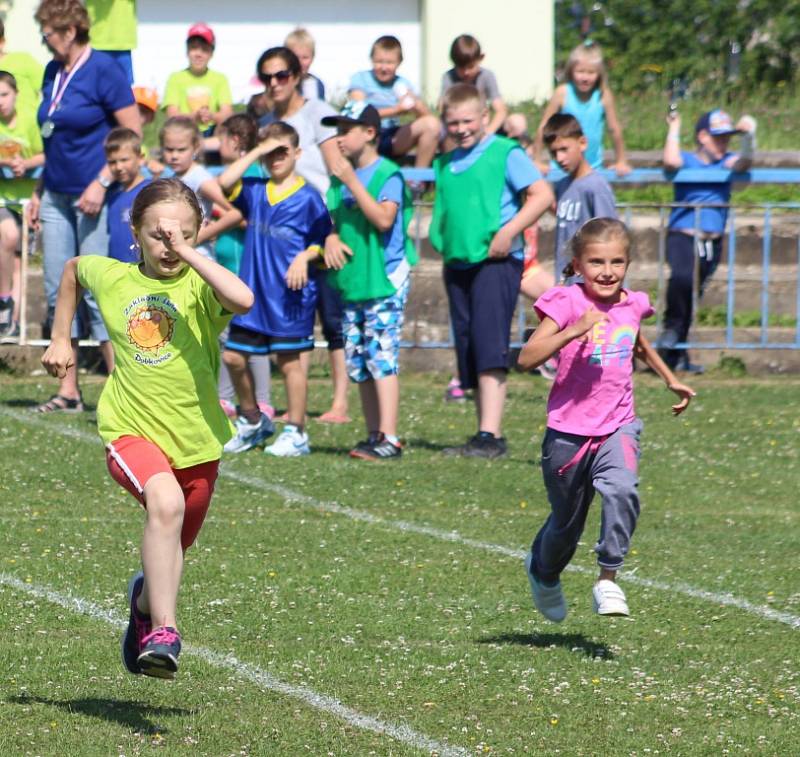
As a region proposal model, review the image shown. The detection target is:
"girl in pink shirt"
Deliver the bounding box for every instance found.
[518,218,695,622]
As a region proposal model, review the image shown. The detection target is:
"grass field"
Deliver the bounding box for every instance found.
[1,371,799,756]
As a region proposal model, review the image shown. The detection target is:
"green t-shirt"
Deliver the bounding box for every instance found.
[163,68,232,130]
[0,107,43,202]
[0,51,44,114]
[86,0,137,50]
[77,256,234,468]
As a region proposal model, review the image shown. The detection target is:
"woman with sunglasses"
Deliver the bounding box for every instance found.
[253,46,351,427]
[29,0,141,413]
[255,46,340,196]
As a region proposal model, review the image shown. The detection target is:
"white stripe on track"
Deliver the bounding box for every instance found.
[0,573,467,757]
[3,406,799,630]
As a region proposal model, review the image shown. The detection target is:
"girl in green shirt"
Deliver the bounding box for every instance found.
[0,71,44,336]
[42,179,254,680]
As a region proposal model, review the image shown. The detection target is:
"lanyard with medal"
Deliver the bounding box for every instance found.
[41,46,92,138]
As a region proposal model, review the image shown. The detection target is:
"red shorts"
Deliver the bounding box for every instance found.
[106,435,219,550]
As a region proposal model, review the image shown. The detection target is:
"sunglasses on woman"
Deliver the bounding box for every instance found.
[260,69,292,85]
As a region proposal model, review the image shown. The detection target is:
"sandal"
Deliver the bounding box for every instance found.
[36,394,85,413]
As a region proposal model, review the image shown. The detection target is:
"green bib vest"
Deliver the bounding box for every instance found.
[430,136,517,265]
[326,158,417,302]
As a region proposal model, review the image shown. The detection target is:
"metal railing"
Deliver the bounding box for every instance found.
[4,167,799,352]
[400,167,800,352]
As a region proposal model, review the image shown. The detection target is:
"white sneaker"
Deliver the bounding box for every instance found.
[223,413,275,453]
[592,580,630,616]
[524,551,567,623]
[264,425,310,457]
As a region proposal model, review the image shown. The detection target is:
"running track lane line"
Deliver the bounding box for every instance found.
[0,573,468,757]
[3,407,799,630]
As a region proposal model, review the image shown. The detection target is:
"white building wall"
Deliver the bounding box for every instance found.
[4,1,553,107]
[132,0,422,105]
[2,0,51,65]
[422,0,553,104]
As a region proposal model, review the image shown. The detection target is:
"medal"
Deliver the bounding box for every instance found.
[42,46,91,139]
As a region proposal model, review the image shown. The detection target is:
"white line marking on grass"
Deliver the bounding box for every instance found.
[0,573,468,757]
[4,407,800,630]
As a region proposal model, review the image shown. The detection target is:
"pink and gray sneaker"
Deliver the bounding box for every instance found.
[138,626,182,680]
[121,571,151,675]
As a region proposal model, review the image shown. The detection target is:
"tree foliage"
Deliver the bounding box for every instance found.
[556,0,800,95]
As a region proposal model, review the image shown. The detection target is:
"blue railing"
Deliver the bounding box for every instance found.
[4,167,799,352]
[398,167,800,353]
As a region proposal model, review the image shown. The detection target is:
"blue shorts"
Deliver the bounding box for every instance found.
[444,256,523,389]
[343,276,409,382]
[378,125,400,158]
[225,324,313,355]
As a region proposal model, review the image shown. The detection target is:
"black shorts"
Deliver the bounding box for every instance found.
[444,256,523,390]
[0,206,22,253]
[316,271,345,350]
[377,125,400,158]
[224,323,313,355]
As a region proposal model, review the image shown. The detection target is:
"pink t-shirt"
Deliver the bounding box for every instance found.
[535,284,654,436]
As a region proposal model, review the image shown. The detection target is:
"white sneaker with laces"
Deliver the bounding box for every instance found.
[223,413,275,453]
[264,425,310,457]
[592,579,630,616]
[524,551,567,623]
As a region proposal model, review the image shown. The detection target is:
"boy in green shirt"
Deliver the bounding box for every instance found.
[163,23,233,137]
[85,0,137,84]
[322,102,416,460]
[431,84,553,459]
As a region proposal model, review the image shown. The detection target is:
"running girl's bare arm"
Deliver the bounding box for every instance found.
[158,217,253,314]
[41,258,82,378]
[634,333,696,415]
[518,310,607,370]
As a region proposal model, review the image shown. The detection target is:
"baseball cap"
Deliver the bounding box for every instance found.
[133,86,158,113]
[187,23,215,47]
[321,100,381,132]
[695,109,738,136]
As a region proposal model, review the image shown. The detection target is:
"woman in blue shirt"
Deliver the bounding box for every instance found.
[29,0,140,412]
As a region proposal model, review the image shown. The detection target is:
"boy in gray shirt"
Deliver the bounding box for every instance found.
[544,113,617,278]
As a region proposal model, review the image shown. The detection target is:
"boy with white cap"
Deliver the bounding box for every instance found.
[659,108,755,372]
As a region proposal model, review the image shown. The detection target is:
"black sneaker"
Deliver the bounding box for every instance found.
[357,437,403,461]
[0,296,13,336]
[0,320,19,344]
[349,431,382,459]
[121,571,150,675]
[443,432,508,459]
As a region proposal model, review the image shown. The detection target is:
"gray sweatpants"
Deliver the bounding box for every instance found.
[530,419,643,583]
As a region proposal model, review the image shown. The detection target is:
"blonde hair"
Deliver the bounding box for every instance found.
[285,27,315,55]
[564,41,606,92]
[159,115,202,151]
[441,82,484,116]
[562,217,631,280]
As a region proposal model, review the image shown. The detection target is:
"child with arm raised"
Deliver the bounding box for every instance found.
[42,178,252,680]
[320,101,417,460]
[218,121,332,457]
